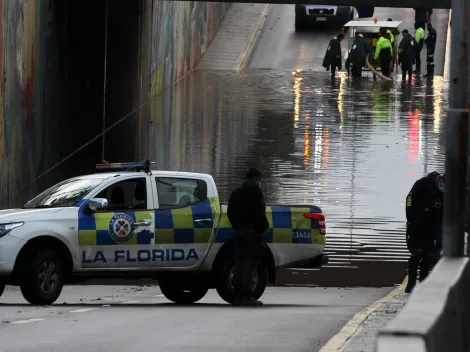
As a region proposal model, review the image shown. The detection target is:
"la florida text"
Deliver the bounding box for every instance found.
[81,248,200,264]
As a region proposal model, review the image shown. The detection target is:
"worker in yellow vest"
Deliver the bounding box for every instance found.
[414,22,425,73]
[374,30,393,77]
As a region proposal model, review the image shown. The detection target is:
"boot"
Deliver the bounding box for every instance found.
[235,298,263,307]
[405,276,416,293]
[405,256,419,293]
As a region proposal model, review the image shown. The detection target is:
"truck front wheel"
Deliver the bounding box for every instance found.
[216,258,268,304]
[19,249,65,305]
[159,280,209,304]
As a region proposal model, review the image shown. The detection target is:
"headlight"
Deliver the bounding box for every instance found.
[0,222,24,238]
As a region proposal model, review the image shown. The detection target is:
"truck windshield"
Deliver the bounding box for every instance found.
[23,178,106,209]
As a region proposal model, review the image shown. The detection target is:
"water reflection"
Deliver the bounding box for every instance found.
[147,69,446,285]
[0,67,445,285]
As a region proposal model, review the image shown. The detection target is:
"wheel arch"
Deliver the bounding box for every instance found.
[13,236,74,283]
[211,239,276,284]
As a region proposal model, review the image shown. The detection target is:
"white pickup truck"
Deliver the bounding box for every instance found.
[0,161,328,305]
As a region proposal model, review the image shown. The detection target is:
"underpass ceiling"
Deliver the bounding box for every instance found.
[170,0,451,10]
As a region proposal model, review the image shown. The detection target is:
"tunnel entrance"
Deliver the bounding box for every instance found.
[55,0,147,175]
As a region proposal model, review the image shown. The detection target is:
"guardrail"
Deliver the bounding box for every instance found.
[376,258,470,352]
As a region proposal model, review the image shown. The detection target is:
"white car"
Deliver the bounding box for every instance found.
[0,161,328,305]
[295,5,354,31]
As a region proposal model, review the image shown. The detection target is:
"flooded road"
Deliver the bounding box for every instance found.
[148,69,447,286]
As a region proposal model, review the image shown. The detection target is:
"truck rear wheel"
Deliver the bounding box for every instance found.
[159,280,209,304]
[19,249,65,305]
[0,281,5,298]
[216,257,268,304]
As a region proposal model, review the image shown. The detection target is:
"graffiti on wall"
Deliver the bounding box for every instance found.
[0,0,230,208]
[0,0,44,207]
[150,1,230,119]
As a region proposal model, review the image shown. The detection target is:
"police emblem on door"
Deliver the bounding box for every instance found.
[108,213,136,242]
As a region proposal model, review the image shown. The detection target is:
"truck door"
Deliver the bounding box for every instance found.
[152,175,219,268]
[78,176,155,268]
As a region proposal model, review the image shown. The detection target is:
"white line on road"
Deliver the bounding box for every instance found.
[121,301,140,304]
[12,318,46,324]
[69,308,98,313]
[153,294,164,297]
[319,276,408,352]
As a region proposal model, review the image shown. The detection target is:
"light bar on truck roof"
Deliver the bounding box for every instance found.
[96,161,156,172]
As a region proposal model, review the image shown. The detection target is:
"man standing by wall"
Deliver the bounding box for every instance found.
[404,172,444,293]
[227,169,269,306]
[424,23,437,78]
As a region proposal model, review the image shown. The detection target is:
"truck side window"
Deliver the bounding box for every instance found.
[95,178,147,211]
[155,177,207,209]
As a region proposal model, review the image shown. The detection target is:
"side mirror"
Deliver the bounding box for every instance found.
[87,198,108,212]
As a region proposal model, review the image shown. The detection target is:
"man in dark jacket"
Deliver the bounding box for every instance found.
[345,34,372,78]
[398,29,416,82]
[322,33,344,78]
[227,168,269,306]
[404,171,444,293]
[424,23,437,78]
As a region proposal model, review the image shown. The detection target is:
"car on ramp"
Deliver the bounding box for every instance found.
[295,5,354,31]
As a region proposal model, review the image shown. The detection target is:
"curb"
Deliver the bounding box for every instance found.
[443,9,451,79]
[233,4,272,71]
[319,276,408,352]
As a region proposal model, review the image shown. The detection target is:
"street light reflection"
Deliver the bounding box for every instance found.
[408,108,421,168]
[433,76,444,134]
[293,73,302,129]
[304,110,310,168]
[337,72,347,124]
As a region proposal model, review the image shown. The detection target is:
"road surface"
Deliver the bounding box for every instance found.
[0,285,392,351]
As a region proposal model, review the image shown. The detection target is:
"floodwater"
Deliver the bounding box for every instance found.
[148,69,447,286]
[0,67,447,287]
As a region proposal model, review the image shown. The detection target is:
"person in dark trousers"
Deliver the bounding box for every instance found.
[322,33,344,78]
[414,22,425,73]
[374,30,393,77]
[227,168,269,306]
[398,29,416,82]
[424,23,437,78]
[345,34,372,78]
[404,171,444,294]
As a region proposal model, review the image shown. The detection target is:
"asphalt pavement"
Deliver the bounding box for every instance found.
[249,6,448,74]
[0,285,392,352]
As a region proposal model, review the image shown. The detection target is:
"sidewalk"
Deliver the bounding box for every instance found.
[319,278,409,352]
[342,291,408,352]
[197,3,271,71]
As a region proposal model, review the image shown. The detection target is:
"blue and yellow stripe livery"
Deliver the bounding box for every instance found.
[78,198,324,246]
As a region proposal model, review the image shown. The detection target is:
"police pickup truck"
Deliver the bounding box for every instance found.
[0,161,328,305]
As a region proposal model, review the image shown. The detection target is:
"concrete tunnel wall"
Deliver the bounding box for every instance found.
[0,0,231,208]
